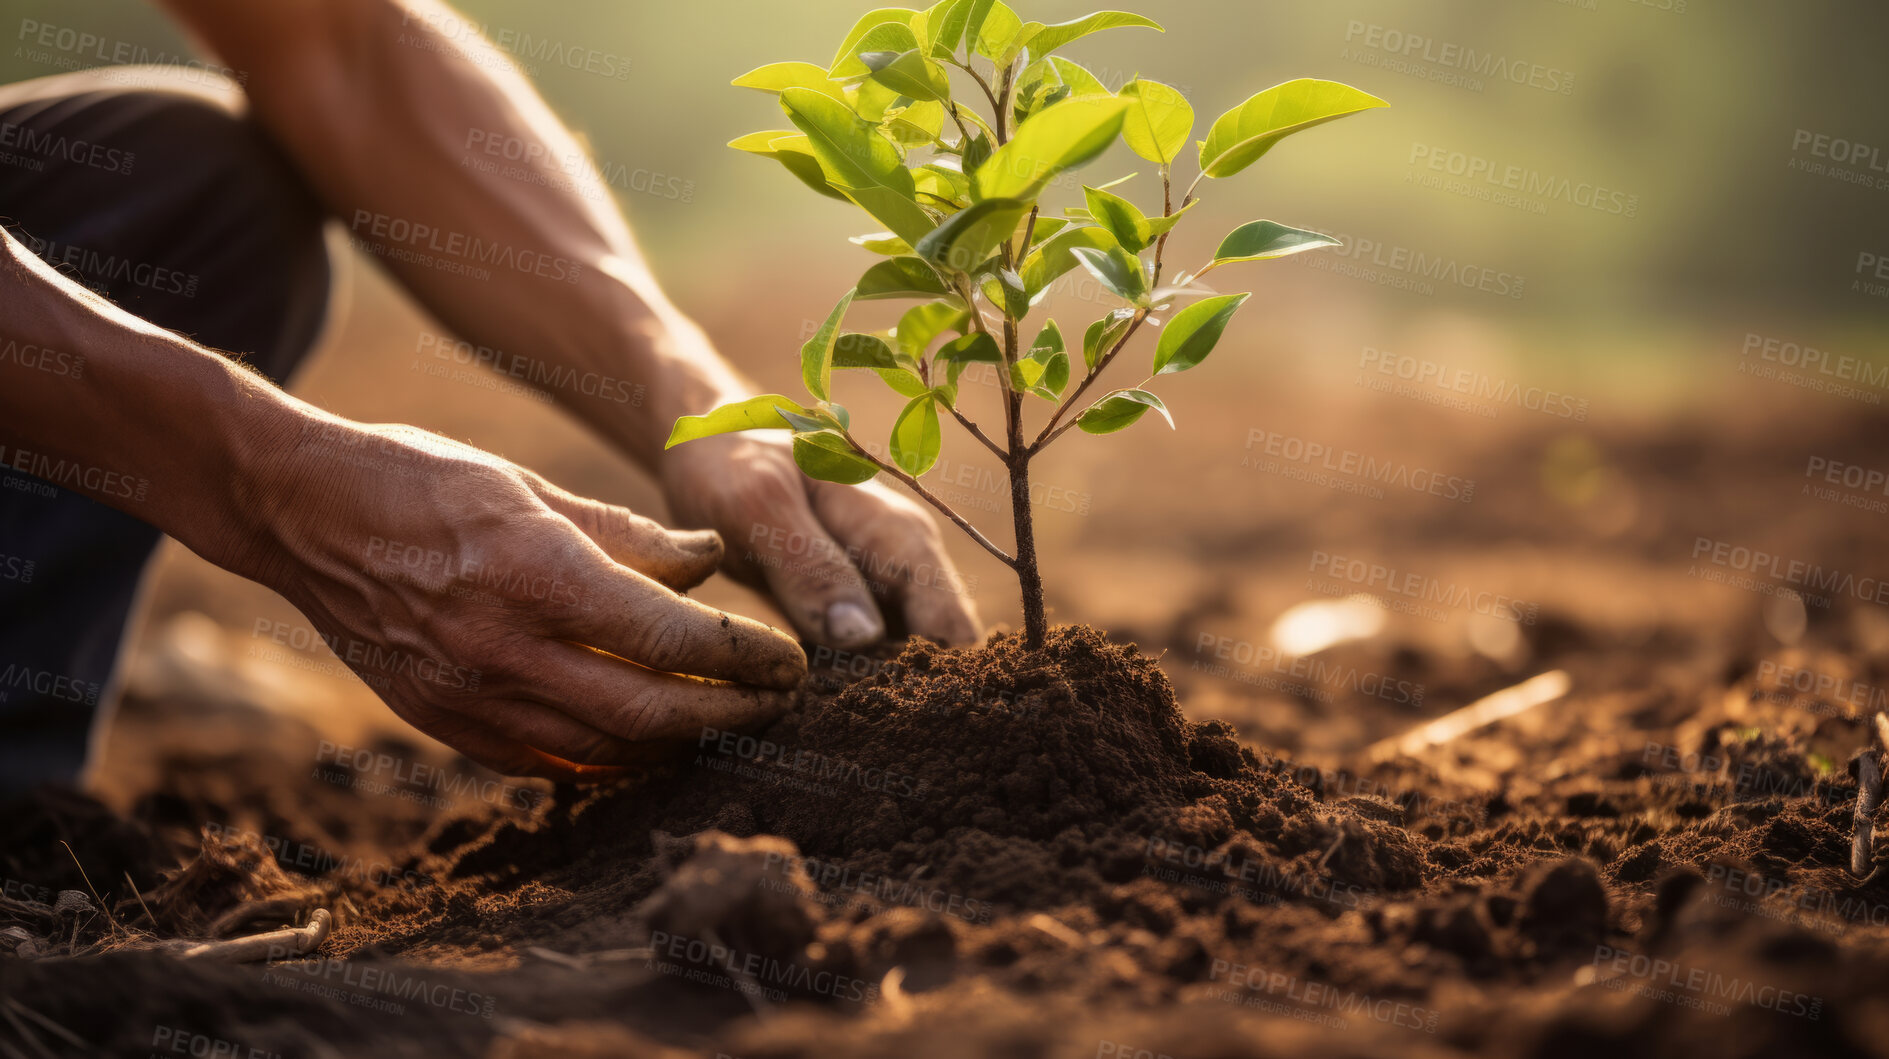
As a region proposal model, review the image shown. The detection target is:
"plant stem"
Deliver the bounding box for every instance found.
[1008,444,1048,650]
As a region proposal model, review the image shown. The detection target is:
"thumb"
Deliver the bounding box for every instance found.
[531,482,723,592]
[738,493,886,650]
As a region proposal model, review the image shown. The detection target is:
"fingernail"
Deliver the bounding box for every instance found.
[677,530,721,554]
[826,601,883,648]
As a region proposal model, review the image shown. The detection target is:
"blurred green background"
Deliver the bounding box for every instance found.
[6,0,1886,382]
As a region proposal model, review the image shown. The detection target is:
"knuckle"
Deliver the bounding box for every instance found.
[633,617,693,672]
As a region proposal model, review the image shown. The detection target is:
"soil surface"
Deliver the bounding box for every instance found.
[6,391,1889,1059]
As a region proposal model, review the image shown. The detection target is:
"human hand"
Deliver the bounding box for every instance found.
[210,417,808,781]
[657,433,982,650]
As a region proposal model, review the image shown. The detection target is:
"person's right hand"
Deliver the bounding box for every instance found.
[206,416,808,782]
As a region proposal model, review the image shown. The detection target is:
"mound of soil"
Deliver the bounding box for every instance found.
[414,628,1422,950]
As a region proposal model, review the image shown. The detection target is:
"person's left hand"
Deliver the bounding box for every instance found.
[658,433,983,651]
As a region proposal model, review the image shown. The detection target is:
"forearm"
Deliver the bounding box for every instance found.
[159,0,746,469]
[0,230,298,575]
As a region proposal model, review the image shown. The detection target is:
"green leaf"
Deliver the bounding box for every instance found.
[832,332,930,397]
[1152,292,1249,376]
[960,130,993,175]
[996,268,1030,319]
[780,88,935,246]
[666,394,810,448]
[1076,388,1172,434]
[729,131,849,201]
[829,10,923,77]
[851,77,901,123]
[1119,79,1193,165]
[832,332,902,370]
[970,1,1026,63]
[1083,184,1152,253]
[976,96,1130,203]
[1011,320,1069,399]
[915,196,1030,274]
[1199,79,1388,179]
[1205,220,1341,271]
[894,301,970,358]
[851,231,915,255]
[883,101,947,147]
[1082,308,1136,371]
[915,163,972,206]
[889,394,943,475]
[923,0,975,55]
[733,62,849,103]
[1070,244,1148,304]
[864,49,952,102]
[1029,216,1072,245]
[793,430,880,484]
[1018,12,1163,58]
[935,332,1002,386]
[858,257,953,300]
[801,290,856,400]
[1021,225,1120,298]
[1013,56,1109,126]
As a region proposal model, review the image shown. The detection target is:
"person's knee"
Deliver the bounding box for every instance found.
[1,67,333,377]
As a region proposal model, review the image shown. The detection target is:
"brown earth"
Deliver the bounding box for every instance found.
[6,362,1889,1058]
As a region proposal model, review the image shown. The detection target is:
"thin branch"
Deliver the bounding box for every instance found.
[1019,205,1039,259]
[836,426,1016,568]
[947,403,1007,459]
[1031,310,1148,452]
[943,57,1003,119]
[945,104,976,149]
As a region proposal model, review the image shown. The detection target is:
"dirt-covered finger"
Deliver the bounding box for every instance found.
[533,639,800,743]
[542,566,807,688]
[425,715,633,783]
[529,480,723,591]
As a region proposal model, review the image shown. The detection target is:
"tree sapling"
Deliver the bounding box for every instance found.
[668,2,1386,650]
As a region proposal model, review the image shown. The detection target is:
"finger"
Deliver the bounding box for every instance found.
[458,697,648,767]
[736,487,889,650]
[533,639,798,743]
[813,482,983,647]
[529,480,723,592]
[542,565,808,688]
[425,714,634,784]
